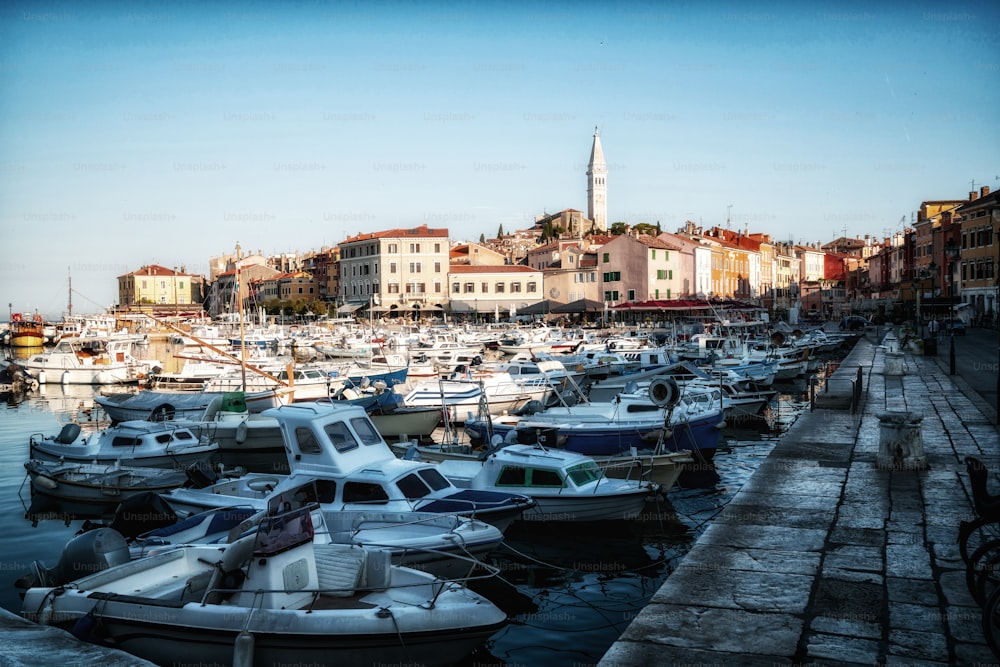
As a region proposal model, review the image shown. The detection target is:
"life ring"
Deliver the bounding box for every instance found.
[33,313,43,323]
[149,404,176,422]
[11,313,22,323]
[648,377,680,408]
[247,477,280,492]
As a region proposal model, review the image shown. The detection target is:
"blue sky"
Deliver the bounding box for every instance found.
[2,0,998,318]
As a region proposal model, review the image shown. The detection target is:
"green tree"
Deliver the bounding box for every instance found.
[609,222,628,236]
[634,223,658,236]
[497,224,504,238]
[479,233,486,244]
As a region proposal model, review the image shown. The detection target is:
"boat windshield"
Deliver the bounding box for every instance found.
[567,462,602,486]
[254,505,314,556]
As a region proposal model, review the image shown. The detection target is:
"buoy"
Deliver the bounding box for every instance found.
[37,371,46,385]
[235,421,248,444]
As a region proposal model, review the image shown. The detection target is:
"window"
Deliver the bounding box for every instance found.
[323,421,359,453]
[417,468,450,491]
[527,281,536,292]
[451,282,460,294]
[409,243,420,253]
[350,417,382,446]
[604,290,619,301]
[531,468,564,487]
[388,243,397,253]
[409,262,422,273]
[603,271,621,282]
[390,262,397,274]
[388,283,400,294]
[481,282,489,293]
[434,243,441,252]
[295,427,321,454]
[464,282,475,293]
[342,482,389,504]
[434,281,442,293]
[497,466,527,486]
[495,282,505,293]
[603,252,610,262]
[627,289,636,300]
[396,473,431,499]
[511,282,521,293]
[434,261,441,273]
[657,270,667,280]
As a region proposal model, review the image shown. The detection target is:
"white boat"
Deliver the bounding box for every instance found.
[162,401,535,531]
[21,503,507,666]
[18,335,160,385]
[23,459,191,504]
[29,420,219,468]
[402,372,548,422]
[393,439,691,490]
[125,482,504,579]
[427,443,661,522]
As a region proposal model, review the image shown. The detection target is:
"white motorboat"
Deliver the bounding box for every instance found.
[162,401,535,531]
[392,439,691,491]
[124,481,504,579]
[29,420,219,469]
[431,443,661,522]
[23,459,191,504]
[21,503,507,666]
[402,372,549,422]
[18,335,160,385]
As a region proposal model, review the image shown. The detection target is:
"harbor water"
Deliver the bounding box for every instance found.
[0,339,820,666]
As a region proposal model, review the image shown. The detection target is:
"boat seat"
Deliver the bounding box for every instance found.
[313,543,366,597]
[55,423,81,444]
[361,548,392,590]
[202,534,257,605]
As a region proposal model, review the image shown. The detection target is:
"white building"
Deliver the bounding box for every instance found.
[338,225,450,316]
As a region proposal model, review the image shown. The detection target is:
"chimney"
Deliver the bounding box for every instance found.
[982,186,991,198]
[970,191,979,201]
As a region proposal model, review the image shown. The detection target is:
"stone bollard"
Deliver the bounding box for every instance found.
[876,411,926,470]
[884,351,905,376]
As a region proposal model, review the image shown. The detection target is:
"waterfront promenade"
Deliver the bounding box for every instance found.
[601,328,1000,665]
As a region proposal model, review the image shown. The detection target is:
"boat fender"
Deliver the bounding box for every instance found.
[71,609,112,646]
[233,630,255,667]
[649,377,680,408]
[37,370,46,385]
[235,421,249,444]
[34,474,58,490]
[609,342,617,350]
[247,476,280,492]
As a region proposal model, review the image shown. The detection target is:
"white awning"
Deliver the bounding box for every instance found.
[337,303,363,314]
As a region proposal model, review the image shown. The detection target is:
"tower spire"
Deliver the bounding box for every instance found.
[586,126,607,232]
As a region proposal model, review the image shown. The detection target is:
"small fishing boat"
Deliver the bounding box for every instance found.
[29,420,219,469]
[434,443,661,522]
[23,459,191,504]
[21,503,507,666]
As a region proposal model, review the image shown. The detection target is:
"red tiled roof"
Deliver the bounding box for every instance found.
[449,265,537,274]
[343,224,449,244]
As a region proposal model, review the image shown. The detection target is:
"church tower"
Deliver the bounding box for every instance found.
[586,126,607,232]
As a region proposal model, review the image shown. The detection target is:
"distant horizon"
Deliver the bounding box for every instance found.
[3,0,998,316]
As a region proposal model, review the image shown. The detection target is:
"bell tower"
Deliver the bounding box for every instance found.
[586,126,607,232]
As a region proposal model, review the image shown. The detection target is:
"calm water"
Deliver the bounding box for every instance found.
[0,340,814,667]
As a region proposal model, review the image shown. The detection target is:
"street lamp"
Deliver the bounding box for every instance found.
[944,239,960,375]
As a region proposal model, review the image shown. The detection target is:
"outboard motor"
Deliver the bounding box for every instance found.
[109,491,178,539]
[516,400,544,416]
[16,528,129,590]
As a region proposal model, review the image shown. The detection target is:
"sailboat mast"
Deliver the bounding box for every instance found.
[67,267,73,317]
[236,242,247,391]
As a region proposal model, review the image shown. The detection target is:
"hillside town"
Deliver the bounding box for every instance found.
[110,130,999,332]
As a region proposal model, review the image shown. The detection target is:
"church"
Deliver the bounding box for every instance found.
[533,127,608,237]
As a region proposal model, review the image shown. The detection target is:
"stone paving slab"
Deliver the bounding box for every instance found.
[599,333,1000,666]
